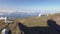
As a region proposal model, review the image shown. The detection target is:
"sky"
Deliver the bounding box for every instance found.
[0,0,60,11]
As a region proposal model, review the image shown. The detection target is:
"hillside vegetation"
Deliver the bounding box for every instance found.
[17,13,60,27]
[0,13,60,34]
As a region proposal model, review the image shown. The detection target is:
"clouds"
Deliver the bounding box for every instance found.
[0,8,15,13]
[0,8,58,14]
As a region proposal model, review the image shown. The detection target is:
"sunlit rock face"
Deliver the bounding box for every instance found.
[1,28,10,34]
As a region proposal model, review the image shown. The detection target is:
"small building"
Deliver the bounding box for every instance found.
[6,20,13,23]
[0,17,13,23]
[5,17,13,23]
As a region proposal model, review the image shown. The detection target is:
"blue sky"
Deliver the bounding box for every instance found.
[0,0,60,10]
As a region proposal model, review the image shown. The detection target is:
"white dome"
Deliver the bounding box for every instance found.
[39,14,41,17]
